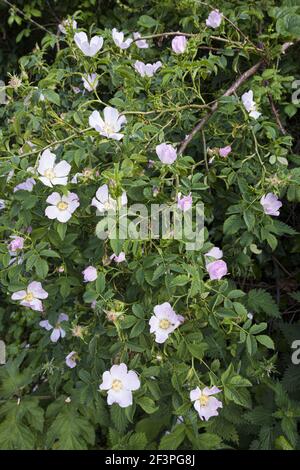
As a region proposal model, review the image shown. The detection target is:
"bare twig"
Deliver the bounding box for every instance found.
[268,93,287,135]
[1,0,55,36]
[178,59,264,155]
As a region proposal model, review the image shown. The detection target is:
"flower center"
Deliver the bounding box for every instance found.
[104,124,114,135]
[112,379,123,391]
[57,201,68,211]
[198,394,209,407]
[159,318,171,330]
[24,292,34,302]
[44,168,55,179]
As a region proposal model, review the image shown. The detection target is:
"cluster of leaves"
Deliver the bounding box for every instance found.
[0,0,300,450]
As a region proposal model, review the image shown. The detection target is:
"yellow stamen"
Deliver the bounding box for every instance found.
[57,201,68,211]
[159,319,171,330]
[44,168,55,179]
[112,379,123,391]
[199,394,209,407]
[24,292,34,302]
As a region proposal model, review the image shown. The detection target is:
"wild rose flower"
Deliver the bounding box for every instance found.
[8,236,24,253]
[190,386,222,421]
[39,313,69,342]
[241,90,261,119]
[206,259,228,280]
[219,145,232,158]
[13,178,36,192]
[91,184,127,213]
[177,193,192,212]
[82,73,98,92]
[59,19,77,34]
[110,252,126,263]
[205,246,223,260]
[45,192,80,223]
[206,10,223,29]
[112,28,132,49]
[89,106,126,141]
[171,35,187,54]
[11,281,48,312]
[74,32,103,57]
[37,149,71,187]
[99,363,140,408]
[156,143,177,165]
[134,60,162,77]
[65,351,78,368]
[260,193,282,216]
[82,266,97,282]
[149,302,183,343]
[133,32,149,48]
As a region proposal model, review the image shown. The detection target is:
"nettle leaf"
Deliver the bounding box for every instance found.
[247,289,280,317]
[46,403,95,450]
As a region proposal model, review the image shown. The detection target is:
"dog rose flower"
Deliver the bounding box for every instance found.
[177,193,192,212]
[134,60,162,77]
[9,236,24,253]
[205,246,223,260]
[206,259,228,280]
[156,143,177,164]
[171,35,187,54]
[39,313,69,342]
[242,90,261,119]
[45,192,80,223]
[74,32,103,56]
[91,184,127,213]
[59,19,77,34]
[260,193,282,216]
[99,363,140,408]
[190,386,222,420]
[37,149,71,187]
[82,266,97,282]
[219,145,232,158]
[11,281,48,312]
[65,351,78,368]
[149,302,183,343]
[13,178,36,192]
[133,32,148,48]
[206,10,223,29]
[89,106,126,141]
[110,252,126,263]
[112,28,132,49]
[82,73,98,92]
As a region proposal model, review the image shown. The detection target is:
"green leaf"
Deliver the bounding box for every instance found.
[256,335,275,349]
[136,397,158,414]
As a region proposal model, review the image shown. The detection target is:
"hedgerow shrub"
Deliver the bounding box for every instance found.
[0,0,300,450]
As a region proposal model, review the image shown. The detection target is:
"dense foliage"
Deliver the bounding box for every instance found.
[0,0,300,450]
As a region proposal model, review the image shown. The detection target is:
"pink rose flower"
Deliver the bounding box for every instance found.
[171,35,187,54]
[206,260,228,280]
[206,10,223,29]
[11,281,48,312]
[65,351,77,368]
[260,193,282,216]
[110,252,126,263]
[9,236,24,252]
[219,145,232,158]
[156,143,177,165]
[177,193,192,212]
[82,266,97,282]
